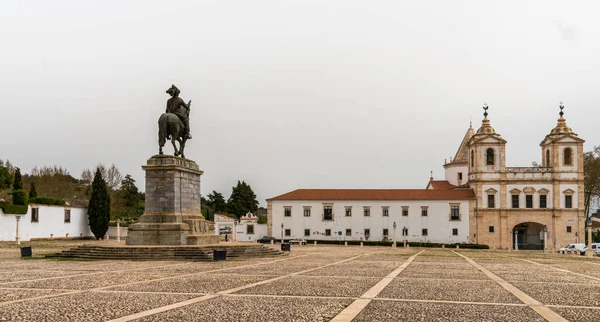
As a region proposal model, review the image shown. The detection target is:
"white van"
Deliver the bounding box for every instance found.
[558,243,587,254]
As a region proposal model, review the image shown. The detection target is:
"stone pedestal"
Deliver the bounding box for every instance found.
[127,155,219,245]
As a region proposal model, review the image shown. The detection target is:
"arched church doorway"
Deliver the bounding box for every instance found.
[513,222,546,250]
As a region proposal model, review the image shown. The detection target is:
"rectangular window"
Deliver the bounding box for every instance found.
[450,205,460,220]
[345,207,352,217]
[422,228,428,236]
[364,229,370,236]
[402,207,409,216]
[566,226,572,233]
[383,228,389,236]
[303,207,311,217]
[284,207,292,217]
[304,229,310,236]
[284,229,291,236]
[452,228,458,236]
[323,206,333,220]
[489,226,494,233]
[64,209,71,223]
[247,224,254,234]
[488,194,495,208]
[540,195,547,209]
[363,207,370,217]
[458,172,463,181]
[31,208,39,223]
[525,195,533,209]
[565,195,573,209]
[421,206,428,216]
[511,195,519,208]
[345,229,352,236]
[382,207,389,217]
[325,229,331,236]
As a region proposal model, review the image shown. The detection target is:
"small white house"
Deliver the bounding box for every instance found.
[235,212,267,242]
[0,203,93,241]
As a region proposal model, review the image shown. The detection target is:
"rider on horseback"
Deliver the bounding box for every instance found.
[165,84,192,139]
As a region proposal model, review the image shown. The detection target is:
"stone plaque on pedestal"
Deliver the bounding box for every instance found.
[127,155,219,245]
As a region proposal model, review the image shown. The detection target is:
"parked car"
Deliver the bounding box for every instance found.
[219,227,232,235]
[257,236,277,244]
[588,243,600,256]
[558,243,587,254]
[288,238,307,245]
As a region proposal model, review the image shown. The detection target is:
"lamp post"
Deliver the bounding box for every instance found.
[281,223,284,244]
[392,222,397,248]
[543,225,548,254]
[116,218,121,242]
[587,217,593,257]
[15,215,22,245]
[403,226,407,248]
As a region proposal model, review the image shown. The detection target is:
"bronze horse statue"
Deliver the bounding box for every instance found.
[158,112,188,158]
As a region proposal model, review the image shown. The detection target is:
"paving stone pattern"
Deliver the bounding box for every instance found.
[0,241,600,321]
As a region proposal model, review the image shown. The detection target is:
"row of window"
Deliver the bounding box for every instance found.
[487,226,575,233]
[473,147,574,168]
[292,228,460,237]
[487,194,573,209]
[29,208,71,223]
[284,205,461,220]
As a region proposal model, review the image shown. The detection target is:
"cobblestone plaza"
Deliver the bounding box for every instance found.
[0,241,599,321]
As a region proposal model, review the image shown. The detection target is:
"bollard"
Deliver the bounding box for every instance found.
[442,245,445,249]
[270,239,274,245]
[576,250,580,256]
[344,241,348,246]
[456,245,459,249]
[407,244,409,248]
[360,242,363,247]
[314,241,317,246]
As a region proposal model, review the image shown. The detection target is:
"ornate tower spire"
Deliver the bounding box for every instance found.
[477,103,496,135]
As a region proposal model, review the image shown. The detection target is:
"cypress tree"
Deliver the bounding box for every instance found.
[12,167,23,190]
[88,168,110,239]
[29,183,37,199]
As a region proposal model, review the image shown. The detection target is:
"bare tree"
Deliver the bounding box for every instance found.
[584,146,600,218]
[81,168,93,185]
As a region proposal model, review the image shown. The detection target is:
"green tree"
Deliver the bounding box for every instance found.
[12,167,23,190]
[88,168,111,239]
[0,161,12,190]
[29,183,37,199]
[226,181,259,219]
[207,190,227,212]
[118,174,142,218]
[584,147,600,218]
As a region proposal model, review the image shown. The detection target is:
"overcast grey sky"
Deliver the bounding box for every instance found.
[2,1,599,206]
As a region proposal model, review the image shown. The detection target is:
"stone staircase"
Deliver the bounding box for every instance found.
[46,244,286,261]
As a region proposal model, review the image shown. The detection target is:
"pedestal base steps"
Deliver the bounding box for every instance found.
[46,244,285,260]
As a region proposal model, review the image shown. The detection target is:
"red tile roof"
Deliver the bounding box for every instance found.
[427,180,456,190]
[267,189,474,201]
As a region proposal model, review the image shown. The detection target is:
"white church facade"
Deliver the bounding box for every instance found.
[267,106,585,250]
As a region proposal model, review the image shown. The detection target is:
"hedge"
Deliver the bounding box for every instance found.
[0,202,28,215]
[29,197,66,206]
[304,239,489,249]
[11,190,28,206]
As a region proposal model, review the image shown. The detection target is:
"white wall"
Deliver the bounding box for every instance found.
[0,205,93,241]
[235,221,267,242]
[445,164,468,186]
[271,199,470,244]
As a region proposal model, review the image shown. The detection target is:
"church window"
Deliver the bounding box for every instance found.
[566,226,572,233]
[511,195,520,208]
[486,148,495,166]
[539,195,547,209]
[546,149,551,167]
[470,150,474,169]
[487,194,495,208]
[489,226,495,233]
[564,148,573,165]
[304,229,310,236]
[284,207,291,217]
[303,207,311,217]
[526,195,533,209]
[382,207,389,216]
[402,207,409,216]
[450,205,460,220]
[565,195,573,209]
[457,172,463,184]
[323,206,333,220]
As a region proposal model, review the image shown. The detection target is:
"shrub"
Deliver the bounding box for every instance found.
[29,197,66,206]
[0,202,28,214]
[303,239,489,249]
[11,190,28,206]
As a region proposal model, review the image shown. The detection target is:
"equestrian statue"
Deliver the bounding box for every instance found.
[158,84,192,158]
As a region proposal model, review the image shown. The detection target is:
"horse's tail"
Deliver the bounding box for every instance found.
[158,113,168,148]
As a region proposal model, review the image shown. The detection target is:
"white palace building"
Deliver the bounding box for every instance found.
[267,106,585,250]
